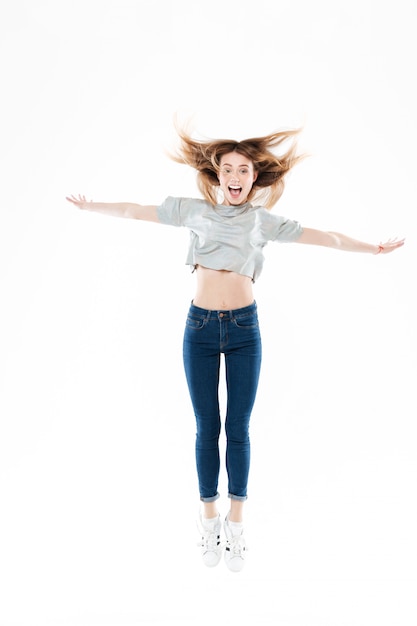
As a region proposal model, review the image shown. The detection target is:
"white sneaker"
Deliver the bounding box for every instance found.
[223,517,247,572]
[197,514,222,567]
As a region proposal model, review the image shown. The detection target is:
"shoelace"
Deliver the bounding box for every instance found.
[196,516,222,551]
[225,534,246,557]
[198,529,221,551]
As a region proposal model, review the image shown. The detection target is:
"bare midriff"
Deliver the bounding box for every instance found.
[192,265,254,311]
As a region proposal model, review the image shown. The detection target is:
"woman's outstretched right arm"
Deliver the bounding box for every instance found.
[65,194,160,222]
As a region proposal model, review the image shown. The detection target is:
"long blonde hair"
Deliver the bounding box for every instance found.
[169,123,305,209]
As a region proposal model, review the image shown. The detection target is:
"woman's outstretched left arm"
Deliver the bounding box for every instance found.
[66,194,159,222]
[296,228,405,255]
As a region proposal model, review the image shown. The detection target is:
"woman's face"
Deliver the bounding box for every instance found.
[218,151,257,206]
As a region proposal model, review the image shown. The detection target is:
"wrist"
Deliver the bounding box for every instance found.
[374,244,384,255]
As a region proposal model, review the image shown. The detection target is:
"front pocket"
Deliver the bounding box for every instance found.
[232,313,259,329]
[185,315,206,330]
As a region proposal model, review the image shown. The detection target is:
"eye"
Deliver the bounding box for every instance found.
[239,168,249,175]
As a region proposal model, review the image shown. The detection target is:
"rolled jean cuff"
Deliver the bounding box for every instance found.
[228,493,248,502]
[200,492,220,503]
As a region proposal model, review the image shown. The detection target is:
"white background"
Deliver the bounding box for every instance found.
[1,1,416,625]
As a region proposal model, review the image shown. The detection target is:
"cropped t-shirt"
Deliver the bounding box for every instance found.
[157,196,303,282]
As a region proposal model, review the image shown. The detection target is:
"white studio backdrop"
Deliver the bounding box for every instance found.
[0,1,416,625]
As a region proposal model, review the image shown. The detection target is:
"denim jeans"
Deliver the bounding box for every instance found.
[183,301,262,502]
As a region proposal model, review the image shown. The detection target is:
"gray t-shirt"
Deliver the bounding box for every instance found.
[157,196,303,282]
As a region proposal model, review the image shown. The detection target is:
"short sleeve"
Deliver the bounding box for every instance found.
[157,196,183,226]
[258,208,303,242]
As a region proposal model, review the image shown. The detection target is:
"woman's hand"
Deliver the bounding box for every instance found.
[65,194,91,209]
[376,238,406,254]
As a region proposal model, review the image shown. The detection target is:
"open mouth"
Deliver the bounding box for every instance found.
[228,185,242,199]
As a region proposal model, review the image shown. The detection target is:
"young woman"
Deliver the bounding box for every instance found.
[66,125,404,573]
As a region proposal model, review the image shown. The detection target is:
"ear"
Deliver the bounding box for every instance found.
[252,170,258,183]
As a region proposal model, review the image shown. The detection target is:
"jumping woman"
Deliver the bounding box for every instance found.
[66,124,404,572]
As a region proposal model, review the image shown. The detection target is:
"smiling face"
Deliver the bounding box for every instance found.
[218,151,258,206]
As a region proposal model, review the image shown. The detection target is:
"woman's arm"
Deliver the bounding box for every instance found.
[65,194,160,222]
[296,227,405,255]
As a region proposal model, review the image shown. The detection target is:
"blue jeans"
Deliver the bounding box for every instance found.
[183,302,262,502]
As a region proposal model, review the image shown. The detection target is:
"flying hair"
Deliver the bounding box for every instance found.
[169,119,306,209]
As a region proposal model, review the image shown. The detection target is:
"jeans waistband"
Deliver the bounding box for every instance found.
[189,300,257,320]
